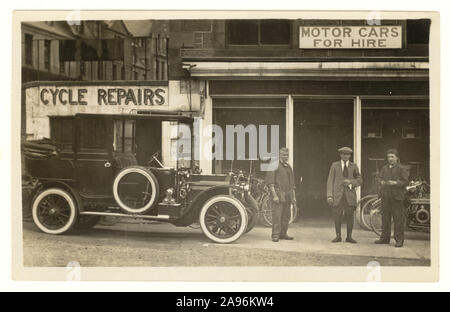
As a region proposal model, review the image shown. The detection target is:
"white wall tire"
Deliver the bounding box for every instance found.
[113,166,159,214]
[199,195,248,244]
[31,188,77,235]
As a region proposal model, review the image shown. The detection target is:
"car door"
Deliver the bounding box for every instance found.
[74,115,114,197]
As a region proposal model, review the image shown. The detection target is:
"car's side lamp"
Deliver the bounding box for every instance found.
[162,188,176,205]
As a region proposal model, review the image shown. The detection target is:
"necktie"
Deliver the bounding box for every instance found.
[343,162,349,178]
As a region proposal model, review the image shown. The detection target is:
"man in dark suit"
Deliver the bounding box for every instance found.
[374,149,409,248]
[265,147,296,242]
[327,147,362,243]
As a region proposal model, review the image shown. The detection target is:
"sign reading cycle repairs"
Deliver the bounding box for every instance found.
[299,26,402,49]
[39,85,168,107]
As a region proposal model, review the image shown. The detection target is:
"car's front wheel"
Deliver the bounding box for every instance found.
[199,195,248,244]
[31,188,78,234]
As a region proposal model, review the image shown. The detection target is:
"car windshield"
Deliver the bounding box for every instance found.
[114,119,135,154]
[167,121,192,169]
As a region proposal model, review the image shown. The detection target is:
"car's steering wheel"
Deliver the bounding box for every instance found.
[147,151,164,168]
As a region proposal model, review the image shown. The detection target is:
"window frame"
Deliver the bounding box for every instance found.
[78,117,109,153]
[113,119,136,155]
[24,33,33,66]
[401,117,422,139]
[225,19,292,48]
[49,116,75,153]
[44,39,51,70]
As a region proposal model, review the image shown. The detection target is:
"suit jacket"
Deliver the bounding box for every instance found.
[326,161,362,207]
[378,163,409,201]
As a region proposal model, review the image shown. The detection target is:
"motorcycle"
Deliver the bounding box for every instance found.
[369,180,430,236]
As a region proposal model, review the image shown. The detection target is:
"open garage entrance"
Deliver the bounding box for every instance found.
[212,97,286,179]
[293,98,354,218]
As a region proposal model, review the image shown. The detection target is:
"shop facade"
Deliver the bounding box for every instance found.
[22,18,431,217]
[177,19,430,216]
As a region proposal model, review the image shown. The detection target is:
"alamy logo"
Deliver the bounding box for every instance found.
[170,121,281,171]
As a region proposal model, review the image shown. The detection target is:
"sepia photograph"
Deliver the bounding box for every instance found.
[11,10,439,282]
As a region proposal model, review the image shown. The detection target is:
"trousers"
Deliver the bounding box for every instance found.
[332,197,354,238]
[380,195,405,243]
[272,195,291,239]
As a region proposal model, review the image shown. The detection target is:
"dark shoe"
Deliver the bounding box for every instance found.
[280,235,294,240]
[374,239,390,244]
[272,237,279,242]
[346,237,357,244]
[395,241,404,248]
[332,236,342,243]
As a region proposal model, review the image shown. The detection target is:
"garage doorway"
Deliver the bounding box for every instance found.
[212,97,286,179]
[294,98,354,217]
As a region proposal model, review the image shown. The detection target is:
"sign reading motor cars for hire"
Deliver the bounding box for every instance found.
[299,26,402,49]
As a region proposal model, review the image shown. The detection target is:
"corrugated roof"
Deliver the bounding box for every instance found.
[123,20,153,37]
[22,21,75,39]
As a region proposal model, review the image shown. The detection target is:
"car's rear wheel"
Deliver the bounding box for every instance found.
[31,188,77,234]
[199,195,248,244]
[113,166,159,214]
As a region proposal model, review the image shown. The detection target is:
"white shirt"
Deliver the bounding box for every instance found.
[341,160,352,189]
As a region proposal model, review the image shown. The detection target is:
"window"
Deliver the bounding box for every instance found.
[260,20,291,45]
[402,117,421,139]
[112,64,117,80]
[362,112,383,138]
[80,118,108,150]
[227,19,291,46]
[50,117,74,152]
[44,40,51,70]
[25,34,33,66]
[167,121,191,167]
[114,120,135,154]
[80,61,86,76]
[407,19,430,44]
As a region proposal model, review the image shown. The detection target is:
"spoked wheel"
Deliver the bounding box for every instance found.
[244,193,259,234]
[31,188,77,234]
[199,195,248,244]
[260,195,272,227]
[369,203,382,237]
[261,197,298,227]
[291,201,299,223]
[360,196,379,231]
[370,199,397,238]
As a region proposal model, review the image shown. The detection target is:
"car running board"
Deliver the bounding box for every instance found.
[80,211,171,221]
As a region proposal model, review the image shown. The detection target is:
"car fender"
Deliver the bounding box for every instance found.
[34,180,83,212]
[171,185,235,226]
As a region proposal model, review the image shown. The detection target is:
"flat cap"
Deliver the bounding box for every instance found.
[338,147,353,154]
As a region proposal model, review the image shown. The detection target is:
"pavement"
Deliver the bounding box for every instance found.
[22,217,430,267]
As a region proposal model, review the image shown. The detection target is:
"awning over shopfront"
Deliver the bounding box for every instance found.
[182,60,429,79]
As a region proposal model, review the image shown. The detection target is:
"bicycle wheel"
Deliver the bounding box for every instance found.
[290,201,298,224]
[261,197,298,227]
[369,199,382,236]
[260,195,273,227]
[360,196,379,231]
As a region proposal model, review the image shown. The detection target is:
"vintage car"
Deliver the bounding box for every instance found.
[24,112,259,243]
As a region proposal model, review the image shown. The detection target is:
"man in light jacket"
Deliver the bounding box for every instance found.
[327,147,362,243]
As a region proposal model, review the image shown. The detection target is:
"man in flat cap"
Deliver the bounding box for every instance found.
[327,147,362,243]
[374,149,409,248]
[265,147,296,242]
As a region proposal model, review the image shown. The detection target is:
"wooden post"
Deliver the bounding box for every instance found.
[354,96,362,202]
